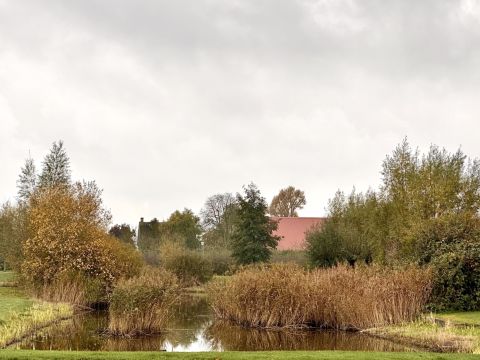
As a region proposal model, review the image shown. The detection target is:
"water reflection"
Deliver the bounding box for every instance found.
[13,295,412,352]
[206,323,409,351]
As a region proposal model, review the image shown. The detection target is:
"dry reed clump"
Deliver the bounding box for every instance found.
[208,264,311,328]
[207,263,432,330]
[36,272,105,308]
[307,265,433,329]
[108,267,180,336]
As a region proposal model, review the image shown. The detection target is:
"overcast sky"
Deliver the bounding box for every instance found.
[1,0,480,227]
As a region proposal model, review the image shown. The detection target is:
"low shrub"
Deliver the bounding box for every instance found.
[203,249,234,275]
[270,250,308,267]
[142,249,160,266]
[159,242,213,285]
[108,267,180,336]
[207,263,432,330]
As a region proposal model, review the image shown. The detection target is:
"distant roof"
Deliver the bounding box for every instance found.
[271,216,326,251]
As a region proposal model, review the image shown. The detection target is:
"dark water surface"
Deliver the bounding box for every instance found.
[12,296,413,352]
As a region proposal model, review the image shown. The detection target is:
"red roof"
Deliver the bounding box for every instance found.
[271,216,326,251]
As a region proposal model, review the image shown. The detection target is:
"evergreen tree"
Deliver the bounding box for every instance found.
[38,140,71,189]
[231,183,280,264]
[16,157,36,203]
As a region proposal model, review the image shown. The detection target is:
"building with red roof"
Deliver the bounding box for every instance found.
[271,216,326,251]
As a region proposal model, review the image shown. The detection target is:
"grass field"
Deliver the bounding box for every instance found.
[0,351,480,360]
[0,272,16,286]
[436,313,480,326]
[0,287,33,323]
[0,274,73,348]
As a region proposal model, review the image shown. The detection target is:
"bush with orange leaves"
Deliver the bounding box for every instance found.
[22,182,143,304]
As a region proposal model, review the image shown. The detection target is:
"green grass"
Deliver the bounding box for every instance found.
[0,302,73,347]
[0,272,16,286]
[0,287,33,323]
[0,351,479,360]
[0,280,73,348]
[436,313,480,326]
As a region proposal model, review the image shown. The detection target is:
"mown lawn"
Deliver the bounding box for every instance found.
[436,312,480,326]
[0,351,479,360]
[0,287,32,323]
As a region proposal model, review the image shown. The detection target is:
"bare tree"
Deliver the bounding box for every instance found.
[200,193,237,247]
[269,186,306,217]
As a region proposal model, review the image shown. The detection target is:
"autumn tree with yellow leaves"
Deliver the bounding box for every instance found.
[22,182,142,290]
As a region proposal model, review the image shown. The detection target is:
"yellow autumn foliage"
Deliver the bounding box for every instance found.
[22,184,142,291]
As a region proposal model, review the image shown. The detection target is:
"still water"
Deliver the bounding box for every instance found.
[12,296,413,352]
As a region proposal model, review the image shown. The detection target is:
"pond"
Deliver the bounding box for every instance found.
[12,296,414,352]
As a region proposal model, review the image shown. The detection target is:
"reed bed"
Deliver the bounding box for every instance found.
[207,263,432,330]
[38,278,88,307]
[36,274,106,309]
[108,267,180,336]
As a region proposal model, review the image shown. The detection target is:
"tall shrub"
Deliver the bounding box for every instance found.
[159,241,213,285]
[306,139,480,310]
[0,203,27,271]
[22,184,142,296]
[412,213,480,310]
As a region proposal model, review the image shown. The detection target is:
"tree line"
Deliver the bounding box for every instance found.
[1,140,308,272]
[306,139,480,310]
[0,141,142,301]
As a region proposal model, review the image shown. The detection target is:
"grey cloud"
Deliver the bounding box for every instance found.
[1,0,480,225]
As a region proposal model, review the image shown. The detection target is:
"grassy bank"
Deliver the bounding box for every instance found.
[0,287,33,322]
[0,272,17,287]
[365,318,480,353]
[0,278,73,348]
[436,313,480,326]
[1,351,480,360]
